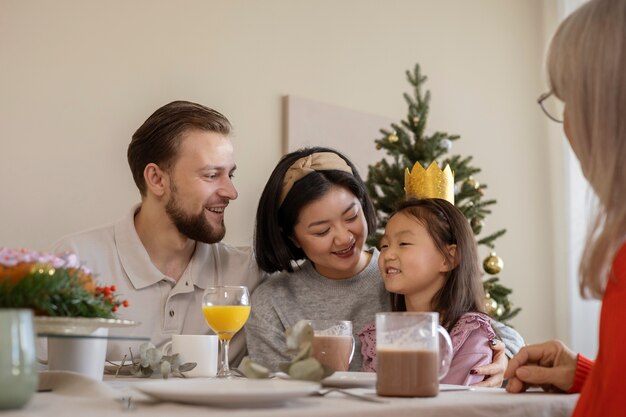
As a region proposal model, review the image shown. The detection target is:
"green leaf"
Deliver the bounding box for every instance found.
[287,357,325,381]
[239,357,272,379]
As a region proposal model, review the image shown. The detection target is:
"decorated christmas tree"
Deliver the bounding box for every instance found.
[366,64,520,323]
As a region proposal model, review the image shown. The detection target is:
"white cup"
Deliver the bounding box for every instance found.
[47,327,109,381]
[161,334,218,378]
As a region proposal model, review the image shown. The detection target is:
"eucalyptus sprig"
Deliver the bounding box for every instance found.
[108,342,197,379]
[240,320,334,381]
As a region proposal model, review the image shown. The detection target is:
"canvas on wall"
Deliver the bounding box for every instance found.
[283,95,394,179]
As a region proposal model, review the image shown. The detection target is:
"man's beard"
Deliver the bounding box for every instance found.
[165,185,226,244]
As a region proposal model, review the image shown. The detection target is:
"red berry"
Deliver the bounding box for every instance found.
[110,285,117,292]
[123,300,129,307]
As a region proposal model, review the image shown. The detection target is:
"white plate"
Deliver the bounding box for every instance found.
[440,384,472,391]
[34,316,139,336]
[322,372,376,388]
[134,378,321,407]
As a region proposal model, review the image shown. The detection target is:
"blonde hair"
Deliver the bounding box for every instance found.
[547,0,626,298]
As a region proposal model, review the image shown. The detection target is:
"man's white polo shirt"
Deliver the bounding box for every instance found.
[52,204,262,365]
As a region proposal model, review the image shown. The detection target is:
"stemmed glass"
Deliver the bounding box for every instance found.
[202,286,250,378]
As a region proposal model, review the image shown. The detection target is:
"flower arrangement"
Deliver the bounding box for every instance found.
[0,247,127,318]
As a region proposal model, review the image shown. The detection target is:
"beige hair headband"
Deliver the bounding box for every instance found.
[279,152,353,206]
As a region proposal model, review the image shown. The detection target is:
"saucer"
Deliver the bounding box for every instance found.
[322,371,376,388]
[34,316,139,336]
[320,372,474,391]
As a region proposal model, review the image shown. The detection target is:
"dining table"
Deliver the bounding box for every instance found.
[2,371,578,417]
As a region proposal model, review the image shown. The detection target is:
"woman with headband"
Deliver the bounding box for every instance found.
[246,147,521,381]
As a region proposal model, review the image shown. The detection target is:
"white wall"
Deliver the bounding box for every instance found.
[1,0,559,344]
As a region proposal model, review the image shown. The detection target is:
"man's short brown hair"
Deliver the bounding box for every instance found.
[127,100,231,196]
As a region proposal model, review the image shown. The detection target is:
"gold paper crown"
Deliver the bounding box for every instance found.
[404,161,455,204]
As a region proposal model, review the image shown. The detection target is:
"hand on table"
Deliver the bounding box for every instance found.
[504,340,577,393]
[471,339,507,388]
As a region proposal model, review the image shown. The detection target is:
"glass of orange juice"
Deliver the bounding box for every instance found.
[202,286,250,378]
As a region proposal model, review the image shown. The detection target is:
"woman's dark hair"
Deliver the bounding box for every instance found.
[389,198,484,331]
[128,100,231,196]
[254,147,377,273]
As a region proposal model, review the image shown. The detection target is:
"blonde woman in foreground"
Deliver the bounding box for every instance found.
[505,0,626,415]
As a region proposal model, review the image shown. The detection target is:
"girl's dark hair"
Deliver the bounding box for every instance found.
[254,147,377,273]
[389,198,484,331]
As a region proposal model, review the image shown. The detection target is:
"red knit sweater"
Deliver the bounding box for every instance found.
[569,243,626,416]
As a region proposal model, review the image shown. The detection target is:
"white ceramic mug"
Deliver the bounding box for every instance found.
[47,327,109,381]
[161,334,218,378]
[0,309,38,410]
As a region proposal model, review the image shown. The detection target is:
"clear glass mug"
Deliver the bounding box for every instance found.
[375,312,453,397]
[308,320,355,371]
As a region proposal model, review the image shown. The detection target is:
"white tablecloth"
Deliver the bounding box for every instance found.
[2,372,578,417]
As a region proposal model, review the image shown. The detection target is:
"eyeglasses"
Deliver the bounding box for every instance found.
[537,91,564,123]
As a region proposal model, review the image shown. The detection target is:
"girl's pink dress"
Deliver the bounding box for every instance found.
[359,312,496,385]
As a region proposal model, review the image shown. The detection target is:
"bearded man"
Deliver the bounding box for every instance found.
[53,101,261,364]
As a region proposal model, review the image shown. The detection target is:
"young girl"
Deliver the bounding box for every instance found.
[359,198,495,385]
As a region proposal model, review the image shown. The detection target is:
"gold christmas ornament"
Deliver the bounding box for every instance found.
[496,306,505,317]
[465,177,480,190]
[412,116,420,124]
[470,217,483,234]
[483,252,504,275]
[404,161,454,204]
[484,296,498,315]
[387,132,399,143]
